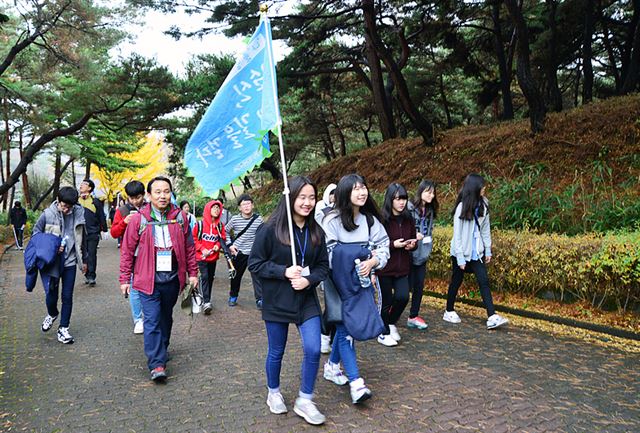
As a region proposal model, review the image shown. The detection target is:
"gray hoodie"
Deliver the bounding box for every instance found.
[449,199,492,267]
[33,201,86,271]
[314,183,337,228]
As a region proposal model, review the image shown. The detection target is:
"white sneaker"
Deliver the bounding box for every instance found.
[323,361,348,386]
[203,302,212,315]
[377,334,398,347]
[266,392,288,414]
[56,327,74,344]
[487,314,509,329]
[41,314,57,332]
[320,334,331,354]
[133,320,144,334]
[443,310,461,323]
[293,397,326,425]
[389,324,401,341]
[349,378,372,404]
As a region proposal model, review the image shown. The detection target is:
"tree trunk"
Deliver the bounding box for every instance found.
[32,158,75,210]
[600,7,622,91]
[504,0,547,133]
[622,1,640,94]
[621,0,640,89]
[546,0,563,111]
[438,72,453,128]
[492,0,514,119]
[361,115,373,148]
[84,161,91,179]
[361,0,396,141]
[582,0,595,103]
[53,151,62,200]
[3,96,10,211]
[259,158,282,180]
[362,0,433,145]
[18,130,31,207]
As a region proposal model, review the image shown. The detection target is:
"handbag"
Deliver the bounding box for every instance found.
[322,276,343,323]
[180,283,203,315]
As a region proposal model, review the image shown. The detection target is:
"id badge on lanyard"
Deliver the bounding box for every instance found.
[156,249,173,272]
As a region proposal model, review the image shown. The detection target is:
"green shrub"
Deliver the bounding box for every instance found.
[429,226,640,312]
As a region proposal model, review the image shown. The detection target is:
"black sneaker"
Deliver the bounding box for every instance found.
[88,279,96,286]
[56,327,74,344]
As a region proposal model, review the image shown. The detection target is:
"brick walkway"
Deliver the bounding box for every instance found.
[1,238,639,432]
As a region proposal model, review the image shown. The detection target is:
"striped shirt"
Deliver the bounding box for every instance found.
[226,213,263,255]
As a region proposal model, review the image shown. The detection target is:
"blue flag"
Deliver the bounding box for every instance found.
[184,16,281,195]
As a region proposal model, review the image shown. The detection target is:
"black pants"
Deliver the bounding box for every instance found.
[379,275,410,334]
[446,257,495,317]
[229,252,262,300]
[13,226,24,248]
[408,263,427,319]
[197,260,217,303]
[85,234,100,281]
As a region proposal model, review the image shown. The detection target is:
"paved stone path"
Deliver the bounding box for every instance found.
[1,238,639,432]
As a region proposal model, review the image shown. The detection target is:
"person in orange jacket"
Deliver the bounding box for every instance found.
[193,199,227,315]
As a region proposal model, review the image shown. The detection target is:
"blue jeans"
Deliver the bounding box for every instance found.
[139,279,180,370]
[329,324,360,382]
[265,316,321,398]
[44,265,76,328]
[129,288,142,323]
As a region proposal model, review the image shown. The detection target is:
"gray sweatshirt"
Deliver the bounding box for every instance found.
[323,211,390,270]
[449,200,492,266]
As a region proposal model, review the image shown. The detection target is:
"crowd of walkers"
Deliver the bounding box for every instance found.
[22,171,509,426]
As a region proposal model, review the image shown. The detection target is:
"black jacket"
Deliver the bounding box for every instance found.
[9,207,27,228]
[248,223,329,324]
[81,196,107,236]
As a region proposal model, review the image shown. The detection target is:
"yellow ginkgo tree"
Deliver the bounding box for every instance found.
[95,131,168,203]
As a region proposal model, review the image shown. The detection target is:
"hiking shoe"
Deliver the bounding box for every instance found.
[203,302,213,315]
[150,366,167,382]
[41,314,57,332]
[389,324,401,341]
[487,313,509,330]
[407,316,429,330]
[294,397,326,425]
[88,279,96,286]
[377,334,398,347]
[256,299,263,310]
[349,378,372,404]
[320,334,331,354]
[266,392,288,414]
[228,296,238,307]
[56,327,74,344]
[133,320,144,334]
[323,361,348,386]
[443,310,461,323]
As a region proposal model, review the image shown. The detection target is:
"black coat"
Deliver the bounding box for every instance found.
[249,223,329,324]
[9,207,27,228]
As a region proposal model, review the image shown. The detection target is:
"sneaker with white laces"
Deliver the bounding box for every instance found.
[487,313,509,330]
[293,397,326,425]
[266,392,288,414]
[56,327,74,344]
[377,334,398,347]
[443,310,461,323]
[407,316,429,330]
[389,324,401,341]
[320,334,331,354]
[133,320,144,334]
[349,378,372,404]
[41,314,57,332]
[323,361,348,386]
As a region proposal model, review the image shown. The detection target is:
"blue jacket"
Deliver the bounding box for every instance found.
[331,243,384,341]
[24,232,62,292]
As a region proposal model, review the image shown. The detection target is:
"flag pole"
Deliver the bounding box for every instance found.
[261,4,297,267]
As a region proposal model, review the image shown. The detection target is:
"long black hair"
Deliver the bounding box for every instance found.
[333,173,382,232]
[381,182,411,224]
[268,176,324,246]
[412,179,439,219]
[453,173,487,220]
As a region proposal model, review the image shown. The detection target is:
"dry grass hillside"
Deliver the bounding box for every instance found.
[256,94,640,200]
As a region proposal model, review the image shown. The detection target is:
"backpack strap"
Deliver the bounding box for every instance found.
[196,220,203,241]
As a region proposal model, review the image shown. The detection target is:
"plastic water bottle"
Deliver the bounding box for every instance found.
[354,259,371,287]
[60,235,68,249]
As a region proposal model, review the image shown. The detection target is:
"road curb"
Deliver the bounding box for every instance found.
[425,290,640,341]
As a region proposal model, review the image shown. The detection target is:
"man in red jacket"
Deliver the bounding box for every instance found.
[193,199,227,315]
[119,176,198,382]
[110,180,146,334]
